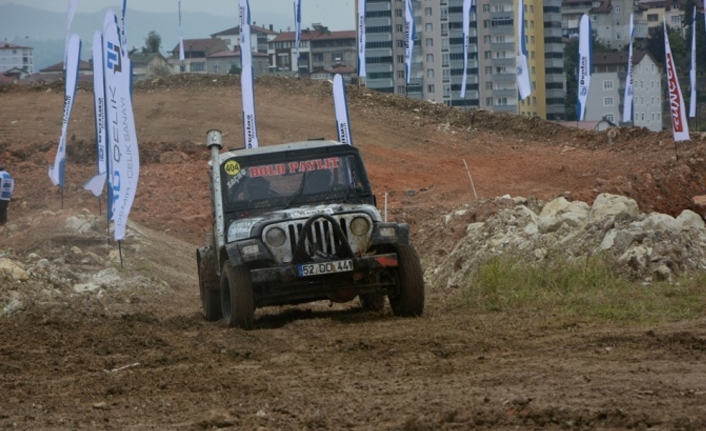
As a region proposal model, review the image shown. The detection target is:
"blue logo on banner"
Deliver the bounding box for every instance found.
[580,87,588,97]
[107,41,122,73]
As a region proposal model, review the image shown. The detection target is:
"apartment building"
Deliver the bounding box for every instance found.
[363,0,563,119]
[637,0,687,37]
[268,25,357,76]
[585,50,662,131]
[0,42,34,74]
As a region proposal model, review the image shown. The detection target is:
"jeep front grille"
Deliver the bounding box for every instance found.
[263,214,372,263]
[287,218,347,256]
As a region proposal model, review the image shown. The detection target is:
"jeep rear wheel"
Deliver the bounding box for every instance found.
[220,262,255,329]
[389,245,424,317]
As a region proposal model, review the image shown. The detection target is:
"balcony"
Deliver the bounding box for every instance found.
[491,57,515,68]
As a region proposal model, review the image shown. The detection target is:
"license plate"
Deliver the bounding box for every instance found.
[297,260,354,277]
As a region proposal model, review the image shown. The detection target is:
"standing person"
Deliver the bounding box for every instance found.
[0,163,14,226]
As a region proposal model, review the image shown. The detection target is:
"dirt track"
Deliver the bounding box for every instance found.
[2,76,706,430]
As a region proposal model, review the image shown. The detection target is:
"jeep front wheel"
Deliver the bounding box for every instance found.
[198,246,221,321]
[220,262,255,329]
[389,245,424,317]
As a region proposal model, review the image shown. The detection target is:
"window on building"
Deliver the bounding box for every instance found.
[427,69,434,78]
[425,7,432,16]
[397,85,406,93]
[397,70,405,78]
[604,80,614,90]
[604,97,614,106]
[483,35,491,43]
[484,51,492,59]
[484,66,492,75]
[425,38,433,47]
[485,82,493,90]
[397,55,404,63]
[482,4,490,12]
[605,114,614,122]
[426,23,433,32]
[428,84,435,93]
[486,97,493,106]
[426,53,434,62]
[396,24,404,33]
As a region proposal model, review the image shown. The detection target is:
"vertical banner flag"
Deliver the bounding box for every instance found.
[83,30,108,197]
[178,0,185,61]
[577,14,592,121]
[49,34,81,187]
[460,0,473,98]
[120,0,128,50]
[516,0,531,101]
[64,0,79,70]
[333,74,353,146]
[622,13,635,123]
[103,9,118,219]
[404,0,416,84]
[689,6,697,118]
[240,0,259,148]
[294,0,302,60]
[357,0,366,78]
[104,20,140,240]
[664,19,690,142]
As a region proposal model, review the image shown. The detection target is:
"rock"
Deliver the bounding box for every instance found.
[2,299,23,316]
[70,246,83,256]
[652,264,672,281]
[0,258,29,281]
[589,193,639,222]
[65,216,93,233]
[73,283,101,294]
[677,210,705,231]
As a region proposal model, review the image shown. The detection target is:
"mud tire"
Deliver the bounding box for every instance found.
[389,245,424,317]
[220,262,255,329]
[198,244,221,321]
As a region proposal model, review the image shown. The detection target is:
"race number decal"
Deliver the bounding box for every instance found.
[224,160,241,176]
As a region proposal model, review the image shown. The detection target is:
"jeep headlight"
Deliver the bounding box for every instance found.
[265,227,287,247]
[350,216,371,237]
[227,219,260,243]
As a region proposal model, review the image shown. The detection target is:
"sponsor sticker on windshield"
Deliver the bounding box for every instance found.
[249,157,340,178]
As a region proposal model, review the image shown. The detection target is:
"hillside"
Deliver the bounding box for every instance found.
[2,75,706,430]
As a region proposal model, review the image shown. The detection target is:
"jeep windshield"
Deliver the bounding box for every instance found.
[220,152,372,211]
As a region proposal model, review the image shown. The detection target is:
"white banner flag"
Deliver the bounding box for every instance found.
[577,14,592,121]
[357,0,366,78]
[178,0,185,61]
[404,0,415,85]
[460,0,472,98]
[240,0,259,149]
[622,13,635,123]
[104,9,118,219]
[104,21,140,240]
[690,6,697,118]
[333,74,353,146]
[294,0,302,60]
[64,0,78,70]
[83,30,108,197]
[50,33,81,187]
[516,0,531,101]
[120,0,128,50]
[664,19,690,142]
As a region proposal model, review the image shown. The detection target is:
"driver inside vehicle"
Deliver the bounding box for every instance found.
[245,177,273,200]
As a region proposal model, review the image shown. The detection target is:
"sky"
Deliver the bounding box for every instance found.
[0,0,356,30]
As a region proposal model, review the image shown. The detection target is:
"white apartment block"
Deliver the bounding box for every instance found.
[585,51,662,132]
[0,43,34,74]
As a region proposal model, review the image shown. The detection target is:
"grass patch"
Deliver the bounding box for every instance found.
[461,253,706,324]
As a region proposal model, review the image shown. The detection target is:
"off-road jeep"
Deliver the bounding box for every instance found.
[197,130,424,329]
